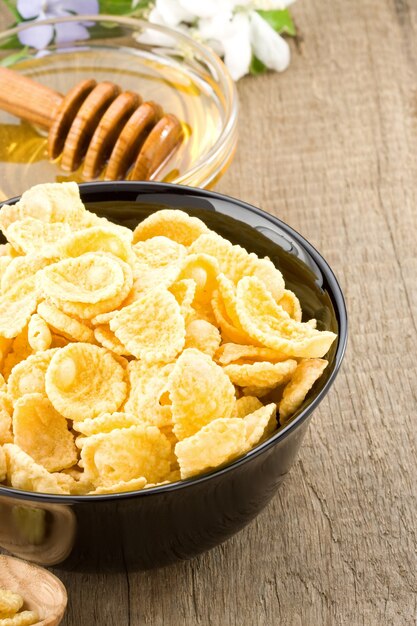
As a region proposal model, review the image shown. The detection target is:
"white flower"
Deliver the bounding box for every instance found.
[146,0,294,80]
[250,11,290,73]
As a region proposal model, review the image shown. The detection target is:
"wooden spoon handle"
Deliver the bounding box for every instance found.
[0,67,63,129]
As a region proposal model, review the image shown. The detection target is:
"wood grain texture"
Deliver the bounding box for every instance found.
[1,0,416,624]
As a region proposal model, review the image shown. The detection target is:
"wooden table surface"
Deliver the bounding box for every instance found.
[1,0,416,624]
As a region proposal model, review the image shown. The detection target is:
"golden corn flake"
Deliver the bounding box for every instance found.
[12,181,88,227]
[0,282,39,340]
[278,289,302,322]
[27,314,52,352]
[242,385,277,398]
[94,325,130,356]
[81,425,171,487]
[125,361,173,428]
[169,279,196,322]
[0,588,23,619]
[0,610,40,626]
[243,403,277,450]
[279,358,328,424]
[6,217,71,255]
[168,349,235,441]
[7,349,58,404]
[236,277,337,358]
[232,395,263,418]
[90,476,147,495]
[133,236,187,269]
[1,255,52,295]
[132,209,209,246]
[3,443,67,494]
[110,287,185,362]
[177,253,219,304]
[73,412,140,437]
[38,253,124,304]
[13,393,77,472]
[0,393,12,444]
[223,359,297,389]
[48,256,133,320]
[211,289,258,346]
[175,417,247,479]
[0,446,6,482]
[215,343,287,365]
[57,226,134,264]
[190,232,285,301]
[37,300,94,344]
[45,343,127,421]
[2,331,32,381]
[184,319,221,357]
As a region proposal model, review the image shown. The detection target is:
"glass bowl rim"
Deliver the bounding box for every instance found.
[0,180,348,503]
[0,14,239,187]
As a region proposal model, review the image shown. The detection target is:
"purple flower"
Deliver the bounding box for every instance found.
[17,0,99,49]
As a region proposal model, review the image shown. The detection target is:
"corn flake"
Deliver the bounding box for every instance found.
[133,236,187,269]
[81,425,171,487]
[45,343,127,421]
[0,589,23,619]
[236,277,337,358]
[168,349,235,441]
[11,181,88,227]
[58,226,134,264]
[110,287,185,362]
[215,342,287,365]
[190,232,285,301]
[3,443,67,494]
[6,217,71,255]
[279,358,328,424]
[0,282,39,340]
[73,412,140,437]
[175,417,247,479]
[93,325,130,356]
[89,476,147,495]
[13,393,77,472]
[278,289,302,322]
[184,319,221,357]
[0,610,39,626]
[1,255,52,295]
[169,279,196,322]
[232,396,263,418]
[7,349,58,404]
[37,301,94,343]
[223,359,297,389]
[132,209,209,246]
[242,403,277,450]
[38,252,125,304]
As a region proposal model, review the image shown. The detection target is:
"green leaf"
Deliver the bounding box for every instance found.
[0,47,31,67]
[249,55,267,76]
[0,33,23,50]
[99,0,150,14]
[256,9,296,37]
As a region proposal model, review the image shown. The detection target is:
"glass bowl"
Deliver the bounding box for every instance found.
[0,182,347,571]
[0,15,238,200]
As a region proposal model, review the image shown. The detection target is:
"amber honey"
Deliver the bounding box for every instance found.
[0,48,225,200]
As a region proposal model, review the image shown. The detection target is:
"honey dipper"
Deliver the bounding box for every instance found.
[0,67,183,181]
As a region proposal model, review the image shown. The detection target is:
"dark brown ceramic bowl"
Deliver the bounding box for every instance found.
[0,182,347,571]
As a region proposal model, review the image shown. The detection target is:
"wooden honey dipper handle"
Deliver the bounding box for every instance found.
[0,67,63,128]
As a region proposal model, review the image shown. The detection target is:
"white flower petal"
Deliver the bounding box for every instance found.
[250,11,290,72]
[155,0,195,27]
[222,13,252,81]
[17,22,54,49]
[198,12,233,41]
[179,0,232,19]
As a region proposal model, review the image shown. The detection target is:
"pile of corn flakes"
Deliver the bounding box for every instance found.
[0,588,38,625]
[0,183,337,495]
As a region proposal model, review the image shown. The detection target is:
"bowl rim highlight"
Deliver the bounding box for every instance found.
[0,181,348,503]
[0,14,239,189]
